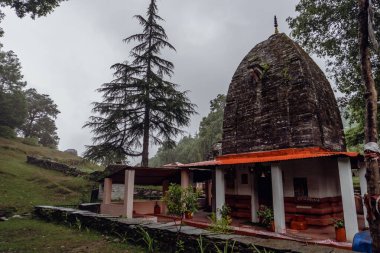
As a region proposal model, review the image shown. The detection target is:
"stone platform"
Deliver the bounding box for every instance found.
[33,206,356,253]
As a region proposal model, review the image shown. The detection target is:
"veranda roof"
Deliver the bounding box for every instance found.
[97,164,181,185]
[179,147,359,168]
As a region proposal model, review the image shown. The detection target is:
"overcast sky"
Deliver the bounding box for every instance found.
[2,0,314,158]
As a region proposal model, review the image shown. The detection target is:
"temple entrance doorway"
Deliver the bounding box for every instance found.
[256,165,273,208]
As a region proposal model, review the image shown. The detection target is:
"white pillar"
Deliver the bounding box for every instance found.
[359,165,369,228]
[271,163,286,233]
[338,157,359,242]
[162,180,170,214]
[123,169,135,218]
[103,178,112,204]
[215,167,225,220]
[251,172,259,222]
[181,169,190,188]
[207,180,212,207]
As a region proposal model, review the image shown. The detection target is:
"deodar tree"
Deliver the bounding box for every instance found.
[84,0,196,166]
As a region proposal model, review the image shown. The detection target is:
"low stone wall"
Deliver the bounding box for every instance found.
[26,156,87,177]
[33,206,354,253]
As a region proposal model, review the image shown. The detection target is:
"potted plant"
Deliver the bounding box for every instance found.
[183,186,199,219]
[334,218,346,242]
[257,206,274,231]
[219,204,232,225]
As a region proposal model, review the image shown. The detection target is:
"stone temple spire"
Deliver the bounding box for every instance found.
[274,15,279,34]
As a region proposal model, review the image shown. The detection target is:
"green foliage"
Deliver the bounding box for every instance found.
[0,44,26,91]
[150,94,226,166]
[0,90,26,131]
[0,138,96,214]
[0,125,16,138]
[333,218,345,229]
[20,136,39,146]
[0,44,27,136]
[345,124,365,151]
[256,206,274,227]
[251,244,275,253]
[208,212,232,234]
[137,226,156,253]
[0,218,146,253]
[85,0,196,166]
[19,88,60,148]
[287,0,380,145]
[175,240,184,253]
[162,184,200,217]
[214,240,236,253]
[0,0,67,19]
[196,235,207,253]
[219,204,231,220]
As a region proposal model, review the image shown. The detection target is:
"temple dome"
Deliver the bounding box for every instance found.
[222,33,346,155]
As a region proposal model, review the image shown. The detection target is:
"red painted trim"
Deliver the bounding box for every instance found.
[179,147,358,168]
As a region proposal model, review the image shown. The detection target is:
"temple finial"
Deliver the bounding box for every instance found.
[274,15,279,34]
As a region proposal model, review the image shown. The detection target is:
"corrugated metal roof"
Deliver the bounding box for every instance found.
[179,147,358,168]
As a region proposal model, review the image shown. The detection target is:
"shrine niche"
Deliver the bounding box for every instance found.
[222,33,346,155]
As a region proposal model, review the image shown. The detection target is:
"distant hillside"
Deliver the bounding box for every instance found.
[0,138,101,215]
[0,137,103,173]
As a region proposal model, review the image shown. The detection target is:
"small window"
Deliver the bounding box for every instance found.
[241,174,248,184]
[294,178,308,197]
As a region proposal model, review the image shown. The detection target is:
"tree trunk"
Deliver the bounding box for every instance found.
[141,104,150,167]
[358,0,380,250]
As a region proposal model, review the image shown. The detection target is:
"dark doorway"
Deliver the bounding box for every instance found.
[256,166,273,208]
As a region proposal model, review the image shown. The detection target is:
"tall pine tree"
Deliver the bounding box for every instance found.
[84,0,196,166]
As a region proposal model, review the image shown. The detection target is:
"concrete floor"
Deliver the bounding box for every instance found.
[155,211,367,250]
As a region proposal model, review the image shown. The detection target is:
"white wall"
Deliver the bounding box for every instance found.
[236,167,251,195]
[98,183,125,200]
[282,157,341,198]
[224,166,252,196]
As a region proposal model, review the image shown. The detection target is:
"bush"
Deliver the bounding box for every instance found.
[21,137,40,146]
[162,184,200,218]
[0,126,16,138]
[256,206,274,227]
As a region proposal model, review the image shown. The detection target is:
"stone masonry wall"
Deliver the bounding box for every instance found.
[33,206,353,253]
[222,33,345,154]
[26,156,87,177]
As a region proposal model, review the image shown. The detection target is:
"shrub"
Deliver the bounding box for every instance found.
[256,206,274,227]
[162,184,200,218]
[0,126,16,139]
[21,137,40,146]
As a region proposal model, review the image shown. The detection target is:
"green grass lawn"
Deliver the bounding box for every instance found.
[0,139,97,214]
[0,218,145,253]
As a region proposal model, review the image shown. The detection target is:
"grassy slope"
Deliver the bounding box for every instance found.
[0,137,102,172]
[0,138,149,252]
[0,138,98,213]
[0,219,145,253]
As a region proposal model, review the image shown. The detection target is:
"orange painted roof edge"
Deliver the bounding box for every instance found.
[179,147,358,168]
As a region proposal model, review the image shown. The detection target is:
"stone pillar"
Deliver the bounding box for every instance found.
[206,180,212,207]
[251,172,259,222]
[338,157,359,241]
[103,178,112,204]
[215,167,225,220]
[271,163,286,233]
[181,169,190,188]
[162,180,170,214]
[212,171,216,212]
[359,165,369,228]
[123,169,135,218]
